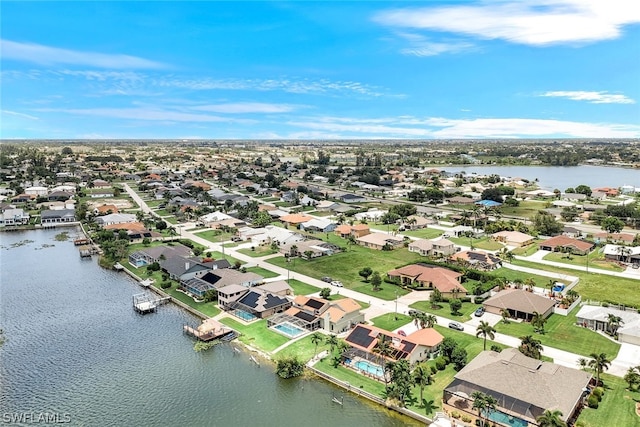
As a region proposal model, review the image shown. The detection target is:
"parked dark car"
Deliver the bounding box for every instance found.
[448,322,464,331]
[321,276,332,283]
[474,307,485,317]
[408,309,422,316]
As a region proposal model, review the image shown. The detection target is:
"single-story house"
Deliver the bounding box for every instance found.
[94,204,119,215]
[219,285,292,320]
[443,349,592,427]
[279,213,313,227]
[593,232,636,245]
[315,200,339,211]
[483,289,555,321]
[339,193,367,203]
[299,217,337,233]
[354,209,387,222]
[539,235,594,255]
[335,224,370,238]
[128,244,192,268]
[343,324,444,365]
[280,239,339,258]
[450,225,483,238]
[401,215,433,230]
[94,213,137,227]
[356,232,404,250]
[562,226,585,239]
[387,264,466,298]
[491,230,535,247]
[602,244,640,263]
[576,305,640,345]
[450,250,502,270]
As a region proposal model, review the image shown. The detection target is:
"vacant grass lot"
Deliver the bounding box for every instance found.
[287,279,321,295]
[409,300,482,322]
[511,241,542,256]
[194,229,235,244]
[245,266,280,279]
[577,373,640,427]
[490,267,567,287]
[219,317,289,352]
[498,200,548,218]
[370,313,412,331]
[448,236,504,250]
[543,250,625,272]
[402,228,445,240]
[237,246,278,257]
[267,235,425,300]
[512,259,640,308]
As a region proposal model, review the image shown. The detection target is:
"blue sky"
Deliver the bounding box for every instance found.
[1,1,639,140]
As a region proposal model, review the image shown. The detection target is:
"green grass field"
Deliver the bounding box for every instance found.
[193,229,235,244]
[497,200,548,218]
[287,279,321,296]
[273,335,318,362]
[237,246,279,257]
[493,311,620,358]
[542,250,625,272]
[219,317,290,352]
[512,259,640,308]
[402,228,445,239]
[409,300,482,322]
[245,266,280,279]
[448,236,505,250]
[511,241,542,256]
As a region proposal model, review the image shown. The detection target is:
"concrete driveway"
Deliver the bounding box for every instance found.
[610,343,640,376]
[465,312,502,328]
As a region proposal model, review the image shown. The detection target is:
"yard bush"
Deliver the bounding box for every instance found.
[435,356,447,371]
[587,394,599,408]
[593,387,604,400]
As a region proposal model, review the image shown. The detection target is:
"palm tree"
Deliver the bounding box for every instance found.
[589,352,611,386]
[531,311,547,334]
[519,335,543,359]
[536,409,566,427]
[310,331,323,357]
[577,358,589,371]
[325,334,339,354]
[423,314,437,329]
[471,391,486,425]
[606,314,623,336]
[524,278,535,292]
[373,335,393,389]
[476,321,496,351]
[483,394,498,426]
[500,308,511,324]
[411,362,432,406]
[410,310,421,329]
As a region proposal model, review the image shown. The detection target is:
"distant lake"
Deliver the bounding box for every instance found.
[439,165,639,191]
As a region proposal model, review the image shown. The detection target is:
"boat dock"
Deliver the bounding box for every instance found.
[133,293,170,314]
[78,244,100,258]
[183,318,236,342]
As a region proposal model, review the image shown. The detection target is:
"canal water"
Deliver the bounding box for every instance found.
[0,229,419,427]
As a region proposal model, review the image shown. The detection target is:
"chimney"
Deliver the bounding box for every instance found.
[185,262,190,270]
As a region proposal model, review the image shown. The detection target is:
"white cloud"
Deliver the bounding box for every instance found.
[1,40,167,69]
[191,102,298,114]
[34,107,252,123]
[373,0,640,46]
[285,115,640,138]
[540,91,635,104]
[1,110,39,120]
[395,32,474,56]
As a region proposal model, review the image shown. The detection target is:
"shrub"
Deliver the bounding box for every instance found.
[462,415,472,423]
[593,387,604,401]
[430,366,438,375]
[587,395,599,408]
[474,296,486,304]
[490,345,502,353]
[435,356,447,371]
[451,411,461,419]
[160,281,171,289]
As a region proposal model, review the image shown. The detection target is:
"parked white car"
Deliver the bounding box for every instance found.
[330,281,344,287]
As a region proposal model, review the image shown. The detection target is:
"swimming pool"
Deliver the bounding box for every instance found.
[355,360,384,377]
[552,284,565,292]
[486,410,528,427]
[235,309,257,321]
[273,322,305,338]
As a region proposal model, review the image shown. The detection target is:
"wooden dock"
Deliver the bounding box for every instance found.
[78,244,99,258]
[133,293,170,314]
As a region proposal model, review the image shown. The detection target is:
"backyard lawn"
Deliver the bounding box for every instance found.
[273,335,318,362]
[219,317,290,352]
[510,241,542,256]
[370,313,412,332]
[577,373,640,427]
[493,311,620,358]
[512,259,640,308]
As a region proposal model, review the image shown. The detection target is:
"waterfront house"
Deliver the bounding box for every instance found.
[387,264,466,298]
[128,244,192,268]
[0,208,30,227]
[95,213,137,227]
[161,256,211,280]
[482,289,555,321]
[94,204,119,215]
[443,349,591,427]
[41,209,76,224]
[180,269,264,299]
[267,295,364,333]
[343,324,443,365]
[219,285,292,320]
[539,235,594,255]
[356,232,403,250]
[450,250,501,270]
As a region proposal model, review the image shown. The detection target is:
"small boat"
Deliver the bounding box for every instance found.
[332,396,344,405]
[250,355,260,366]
